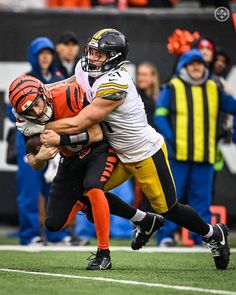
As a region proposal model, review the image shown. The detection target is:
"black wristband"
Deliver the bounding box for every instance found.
[59,131,89,146]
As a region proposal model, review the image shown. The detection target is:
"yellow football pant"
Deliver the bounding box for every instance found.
[104,143,177,214]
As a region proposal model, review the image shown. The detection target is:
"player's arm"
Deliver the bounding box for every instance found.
[41,124,104,147]
[45,75,76,90]
[44,97,124,135]
[27,145,59,171]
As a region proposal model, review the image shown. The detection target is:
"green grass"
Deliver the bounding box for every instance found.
[0,237,19,245]
[1,236,236,247]
[0,250,235,295]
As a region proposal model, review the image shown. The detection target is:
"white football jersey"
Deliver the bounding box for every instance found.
[75,60,164,163]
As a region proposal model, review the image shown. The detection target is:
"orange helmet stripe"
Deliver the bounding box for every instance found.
[9,75,48,114]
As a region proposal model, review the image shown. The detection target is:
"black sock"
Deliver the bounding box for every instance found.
[105,192,137,219]
[163,202,210,236]
[79,192,137,220]
[98,249,110,257]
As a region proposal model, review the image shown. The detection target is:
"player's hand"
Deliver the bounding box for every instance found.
[40,129,60,147]
[35,145,59,161]
[16,119,45,137]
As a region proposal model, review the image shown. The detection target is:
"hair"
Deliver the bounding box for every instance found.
[137,62,160,100]
[214,47,230,66]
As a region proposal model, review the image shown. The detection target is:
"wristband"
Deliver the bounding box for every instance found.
[59,131,89,146]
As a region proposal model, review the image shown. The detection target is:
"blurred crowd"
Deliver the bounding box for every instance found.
[0,0,233,9]
[5,26,236,247]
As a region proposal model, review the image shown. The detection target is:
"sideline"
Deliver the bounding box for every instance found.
[0,245,236,253]
[1,268,236,295]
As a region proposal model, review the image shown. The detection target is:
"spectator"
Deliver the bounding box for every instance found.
[136,62,160,128]
[154,49,236,246]
[213,47,231,93]
[27,37,64,83]
[55,31,80,78]
[192,37,215,71]
[213,47,233,143]
[192,36,230,142]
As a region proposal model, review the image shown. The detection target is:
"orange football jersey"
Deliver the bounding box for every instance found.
[51,82,88,157]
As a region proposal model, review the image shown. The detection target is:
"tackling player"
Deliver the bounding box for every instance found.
[9,75,164,270]
[16,29,230,270]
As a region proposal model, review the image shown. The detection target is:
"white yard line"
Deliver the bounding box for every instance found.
[0,268,236,295]
[0,245,236,253]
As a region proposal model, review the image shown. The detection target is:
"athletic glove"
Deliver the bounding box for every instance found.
[16,118,45,137]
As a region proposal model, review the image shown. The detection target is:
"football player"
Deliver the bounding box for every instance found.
[9,75,164,270]
[16,29,230,270]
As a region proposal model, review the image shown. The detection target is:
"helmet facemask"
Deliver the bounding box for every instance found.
[82,46,122,78]
[20,93,53,125]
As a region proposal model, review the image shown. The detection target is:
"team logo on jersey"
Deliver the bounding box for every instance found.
[78,147,91,159]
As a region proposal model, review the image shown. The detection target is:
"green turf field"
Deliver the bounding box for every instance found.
[0,249,235,295]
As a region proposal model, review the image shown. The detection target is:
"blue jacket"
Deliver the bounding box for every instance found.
[154,50,236,155]
[7,103,16,123]
[233,117,236,143]
[27,37,64,83]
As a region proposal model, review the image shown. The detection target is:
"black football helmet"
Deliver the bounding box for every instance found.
[81,28,129,77]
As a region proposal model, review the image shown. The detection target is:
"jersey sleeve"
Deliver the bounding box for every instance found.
[94,71,129,100]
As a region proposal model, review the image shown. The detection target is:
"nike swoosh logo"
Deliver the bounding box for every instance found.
[216,224,225,246]
[145,216,157,236]
[100,261,111,270]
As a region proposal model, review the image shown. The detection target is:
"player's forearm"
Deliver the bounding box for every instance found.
[45,118,87,134]
[45,97,122,134]
[27,154,46,171]
[46,109,100,135]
